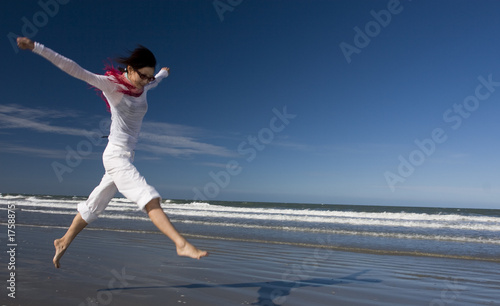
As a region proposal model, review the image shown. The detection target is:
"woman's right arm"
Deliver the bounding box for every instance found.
[17,37,115,93]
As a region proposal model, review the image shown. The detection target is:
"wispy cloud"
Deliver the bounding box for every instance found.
[141,121,205,138]
[139,124,235,158]
[0,113,90,136]
[0,142,66,159]
[0,104,88,136]
[0,104,234,158]
[197,162,232,168]
[0,104,80,119]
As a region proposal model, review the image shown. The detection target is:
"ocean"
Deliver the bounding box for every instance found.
[1,194,499,262]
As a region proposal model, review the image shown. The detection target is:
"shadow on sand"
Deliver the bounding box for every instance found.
[99,269,381,306]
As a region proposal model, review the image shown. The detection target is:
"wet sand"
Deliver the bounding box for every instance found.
[3,225,499,306]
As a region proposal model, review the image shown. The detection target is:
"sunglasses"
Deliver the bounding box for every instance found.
[134,68,155,82]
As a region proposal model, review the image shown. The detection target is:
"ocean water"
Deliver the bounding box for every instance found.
[1,194,499,262]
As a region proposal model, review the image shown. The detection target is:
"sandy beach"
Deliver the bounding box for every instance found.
[2,225,499,306]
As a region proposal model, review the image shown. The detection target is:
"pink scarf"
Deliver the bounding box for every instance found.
[95,64,144,111]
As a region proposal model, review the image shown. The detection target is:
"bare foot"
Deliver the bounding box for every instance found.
[53,238,68,268]
[176,241,208,259]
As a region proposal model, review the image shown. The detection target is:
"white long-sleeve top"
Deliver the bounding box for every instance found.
[32,42,169,151]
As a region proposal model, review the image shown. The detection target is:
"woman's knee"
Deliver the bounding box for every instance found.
[145,197,161,212]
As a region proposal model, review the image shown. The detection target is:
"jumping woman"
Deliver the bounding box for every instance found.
[17,37,208,268]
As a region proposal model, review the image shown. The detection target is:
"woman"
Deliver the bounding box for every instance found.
[17,37,208,268]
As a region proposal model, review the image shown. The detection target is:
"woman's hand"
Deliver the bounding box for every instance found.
[161,67,170,74]
[17,37,35,51]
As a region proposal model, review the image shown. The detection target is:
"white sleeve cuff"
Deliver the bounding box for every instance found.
[156,69,169,79]
[32,42,44,54]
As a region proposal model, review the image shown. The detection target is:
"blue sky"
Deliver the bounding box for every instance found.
[2,0,500,208]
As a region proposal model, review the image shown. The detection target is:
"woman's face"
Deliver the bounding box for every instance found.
[128,66,155,89]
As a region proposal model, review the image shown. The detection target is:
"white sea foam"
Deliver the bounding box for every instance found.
[2,195,500,243]
[11,208,500,246]
[7,199,499,230]
[3,194,499,260]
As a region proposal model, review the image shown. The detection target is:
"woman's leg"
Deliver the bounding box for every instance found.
[145,198,208,259]
[53,213,88,268]
[104,145,207,259]
[53,173,117,268]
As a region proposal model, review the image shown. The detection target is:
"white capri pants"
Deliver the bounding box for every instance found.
[78,143,161,223]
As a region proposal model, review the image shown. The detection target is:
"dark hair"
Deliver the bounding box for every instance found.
[116,45,156,72]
